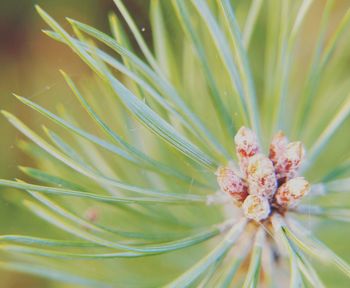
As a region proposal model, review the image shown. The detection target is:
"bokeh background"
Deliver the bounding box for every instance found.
[0,0,349,287]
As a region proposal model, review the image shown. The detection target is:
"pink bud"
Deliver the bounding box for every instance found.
[234,127,259,158]
[243,195,270,221]
[247,154,277,199]
[234,127,260,175]
[216,166,248,203]
[275,177,310,208]
[274,141,305,180]
[269,131,288,165]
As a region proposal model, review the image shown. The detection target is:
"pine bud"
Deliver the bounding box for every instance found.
[243,195,270,221]
[247,154,277,199]
[216,166,248,203]
[234,127,260,175]
[269,131,288,165]
[275,177,310,208]
[274,141,305,180]
[234,127,259,158]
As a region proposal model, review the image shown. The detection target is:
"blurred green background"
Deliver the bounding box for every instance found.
[0,0,349,287]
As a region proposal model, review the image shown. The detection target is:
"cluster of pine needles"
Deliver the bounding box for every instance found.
[0,0,350,287]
